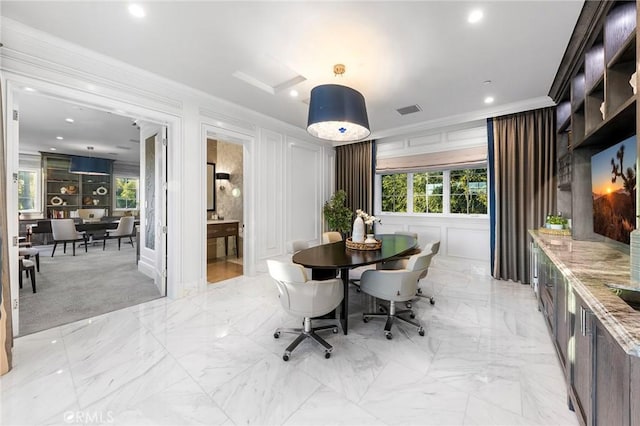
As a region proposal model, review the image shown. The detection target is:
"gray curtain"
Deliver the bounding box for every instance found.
[336,141,374,215]
[492,107,556,283]
[0,79,13,375]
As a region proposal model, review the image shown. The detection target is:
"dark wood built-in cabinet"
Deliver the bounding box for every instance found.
[532,234,638,426]
[550,1,638,240]
[43,153,113,219]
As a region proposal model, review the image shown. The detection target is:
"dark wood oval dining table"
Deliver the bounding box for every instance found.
[292,233,418,334]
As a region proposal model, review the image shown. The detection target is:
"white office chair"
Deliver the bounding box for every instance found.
[415,241,440,304]
[360,251,434,339]
[51,219,88,257]
[103,216,135,250]
[385,233,439,306]
[322,231,342,244]
[267,259,343,361]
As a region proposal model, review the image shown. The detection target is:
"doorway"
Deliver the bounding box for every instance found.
[7,88,168,336]
[206,138,244,283]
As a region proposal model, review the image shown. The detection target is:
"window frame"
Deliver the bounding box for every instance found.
[18,167,41,213]
[113,175,140,211]
[376,165,489,218]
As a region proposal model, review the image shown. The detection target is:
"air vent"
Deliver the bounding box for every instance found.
[129,139,140,143]
[116,145,132,150]
[396,104,422,116]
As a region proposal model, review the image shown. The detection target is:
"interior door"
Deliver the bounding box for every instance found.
[139,124,167,296]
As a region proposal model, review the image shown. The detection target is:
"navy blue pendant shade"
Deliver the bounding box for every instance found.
[307,84,370,142]
[69,155,111,175]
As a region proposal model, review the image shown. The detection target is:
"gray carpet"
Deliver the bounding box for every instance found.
[18,242,162,336]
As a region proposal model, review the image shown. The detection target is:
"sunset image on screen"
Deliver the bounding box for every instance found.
[591,135,637,244]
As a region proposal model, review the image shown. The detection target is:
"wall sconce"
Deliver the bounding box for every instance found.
[215,172,230,190]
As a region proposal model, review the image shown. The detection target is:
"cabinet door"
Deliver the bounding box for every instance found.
[538,249,555,332]
[555,274,569,369]
[594,317,629,426]
[631,356,640,426]
[570,291,593,425]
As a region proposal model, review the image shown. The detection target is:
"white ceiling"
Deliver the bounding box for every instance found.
[15,92,142,163]
[3,1,584,156]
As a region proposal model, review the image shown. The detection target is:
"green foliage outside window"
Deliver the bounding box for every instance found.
[413,172,443,213]
[115,177,139,209]
[381,174,407,212]
[18,170,38,211]
[450,168,488,214]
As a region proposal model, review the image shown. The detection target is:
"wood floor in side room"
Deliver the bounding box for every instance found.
[207,257,243,283]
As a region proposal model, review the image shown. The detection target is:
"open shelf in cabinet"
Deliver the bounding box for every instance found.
[577,96,635,149]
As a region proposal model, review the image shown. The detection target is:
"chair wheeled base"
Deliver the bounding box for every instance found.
[406,287,435,308]
[363,300,425,340]
[274,317,339,361]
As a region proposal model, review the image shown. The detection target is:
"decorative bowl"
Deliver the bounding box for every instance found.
[345,237,382,251]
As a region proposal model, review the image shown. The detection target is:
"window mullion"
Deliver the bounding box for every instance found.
[443,170,451,214]
[407,173,414,213]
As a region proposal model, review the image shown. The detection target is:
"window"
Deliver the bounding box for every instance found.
[381,173,407,212]
[18,169,40,212]
[114,177,139,210]
[413,171,443,213]
[450,168,488,214]
[380,167,488,215]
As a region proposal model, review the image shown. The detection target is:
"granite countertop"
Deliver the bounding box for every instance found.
[530,230,640,356]
[206,219,239,225]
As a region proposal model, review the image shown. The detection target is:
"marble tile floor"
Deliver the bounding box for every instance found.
[0,257,579,426]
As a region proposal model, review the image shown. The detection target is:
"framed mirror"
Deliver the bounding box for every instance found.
[207,162,216,211]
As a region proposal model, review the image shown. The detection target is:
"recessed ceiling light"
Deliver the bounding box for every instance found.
[65,118,74,123]
[484,96,495,104]
[56,136,64,140]
[289,89,299,98]
[49,147,57,151]
[468,9,483,24]
[24,87,36,92]
[128,4,145,18]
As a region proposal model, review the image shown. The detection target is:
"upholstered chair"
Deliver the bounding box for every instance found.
[267,259,343,361]
[383,232,440,306]
[19,257,37,293]
[51,219,88,257]
[360,251,434,339]
[321,231,342,244]
[103,216,135,250]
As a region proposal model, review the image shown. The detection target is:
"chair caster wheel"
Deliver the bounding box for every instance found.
[274,332,280,339]
[385,333,393,340]
[406,302,412,309]
[417,288,423,294]
[363,316,369,323]
[410,312,416,319]
[283,353,290,361]
[332,328,339,333]
[325,352,331,359]
[430,298,435,305]
[418,328,425,336]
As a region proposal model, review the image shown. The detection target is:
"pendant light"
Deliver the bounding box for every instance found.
[307,64,370,142]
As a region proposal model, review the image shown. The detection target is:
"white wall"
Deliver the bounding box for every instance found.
[375,121,491,264]
[1,17,334,316]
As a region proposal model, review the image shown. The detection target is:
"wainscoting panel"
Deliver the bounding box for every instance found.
[289,140,321,243]
[447,226,490,261]
[258,129,284,259]
[377,215,490,266]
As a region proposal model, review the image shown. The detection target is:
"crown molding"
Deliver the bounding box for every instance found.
[363,96,555,144]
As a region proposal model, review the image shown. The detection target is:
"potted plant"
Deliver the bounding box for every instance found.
[546,214,568,230]
[323,190,353,236]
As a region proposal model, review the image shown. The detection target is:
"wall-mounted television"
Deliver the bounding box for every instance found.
[591,135,637,244]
